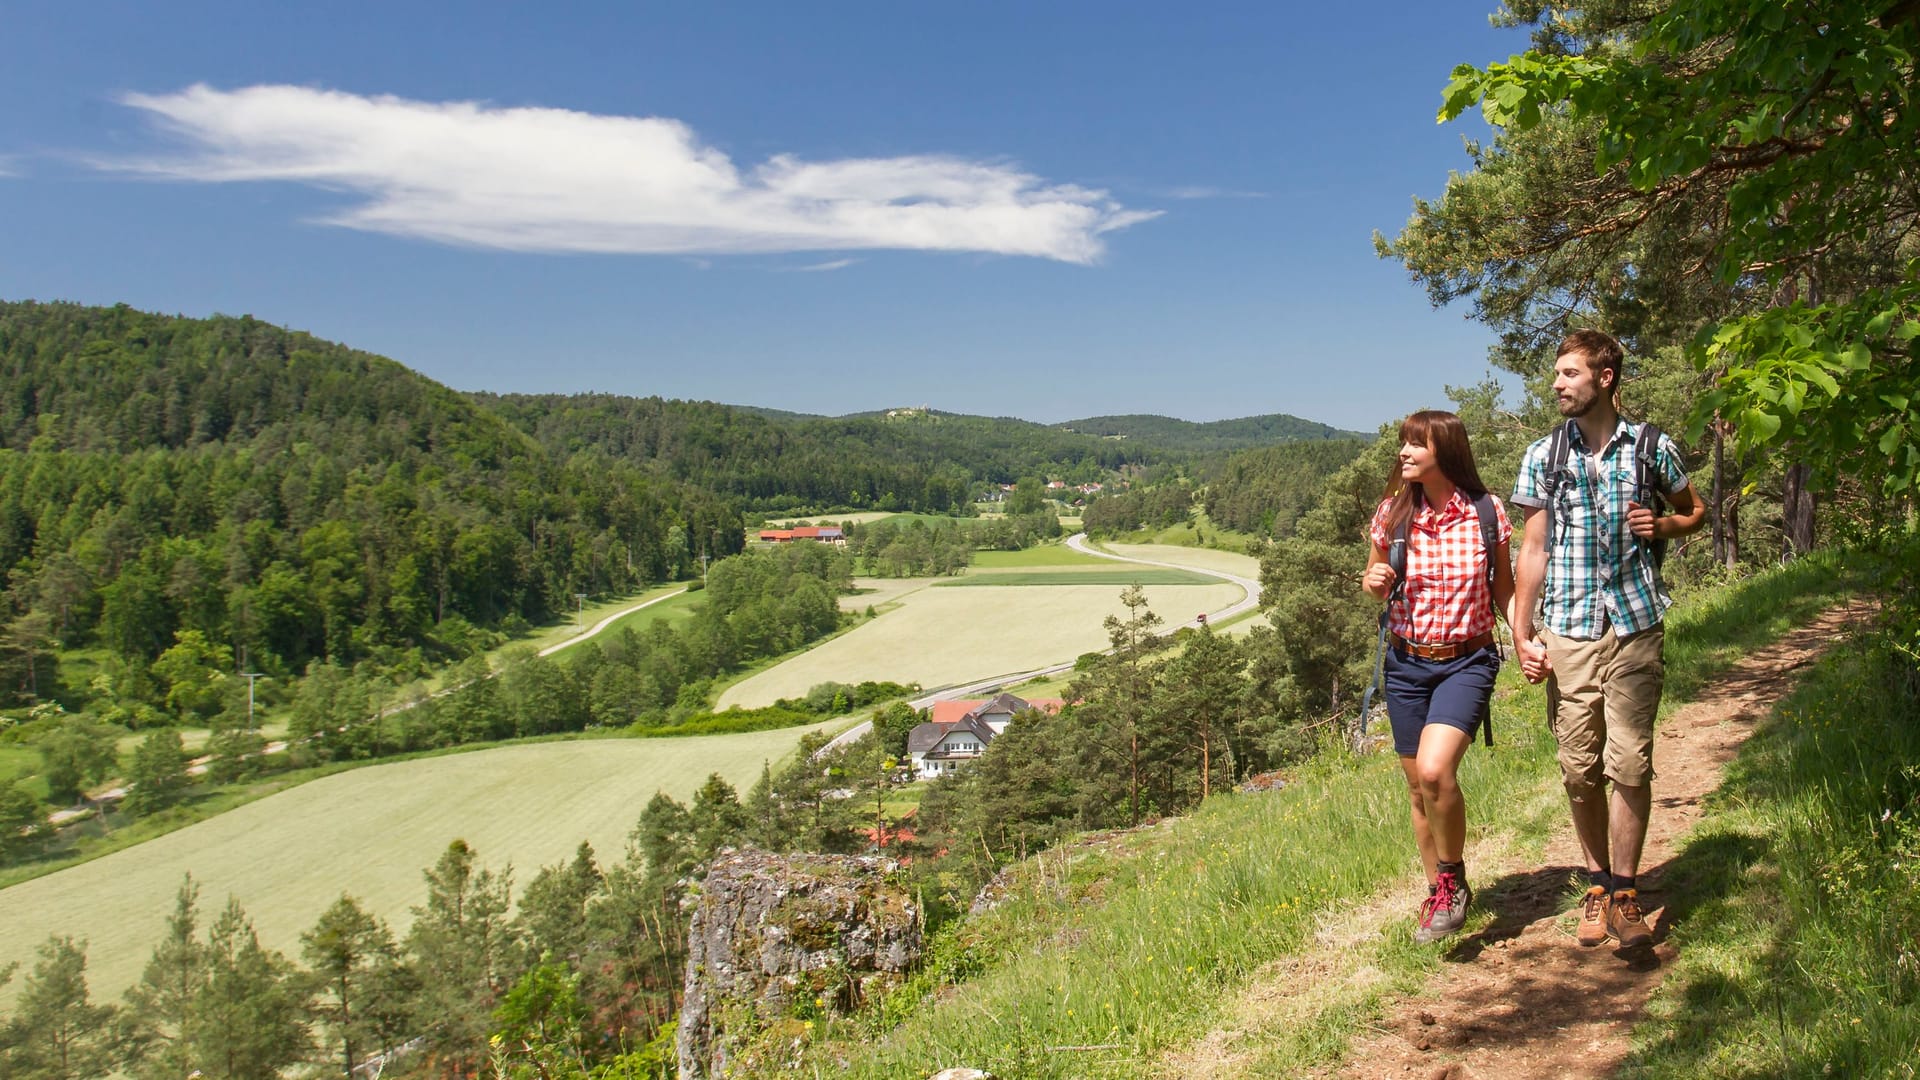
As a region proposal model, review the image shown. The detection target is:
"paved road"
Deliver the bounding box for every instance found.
[820,535,1263,753]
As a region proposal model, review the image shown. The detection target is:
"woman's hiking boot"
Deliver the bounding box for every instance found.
[1414,870,1471,942]
[1575,885,1611,947]
[1607,888,1654,950]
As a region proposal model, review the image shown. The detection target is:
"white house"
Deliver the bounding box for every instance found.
[905,693,1065,779]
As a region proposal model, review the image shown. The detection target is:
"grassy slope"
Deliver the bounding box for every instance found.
[1621,581,1920,1075]
[0,721,839,1008]
[771,553,1865,1079]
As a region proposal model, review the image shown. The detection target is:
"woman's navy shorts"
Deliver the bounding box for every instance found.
[1384,644,1499,756]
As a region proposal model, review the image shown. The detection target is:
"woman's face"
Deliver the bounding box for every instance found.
[1399,439,1442,487]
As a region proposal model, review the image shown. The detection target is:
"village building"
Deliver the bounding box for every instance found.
[905,692,1065,779]
[755,525,846,544]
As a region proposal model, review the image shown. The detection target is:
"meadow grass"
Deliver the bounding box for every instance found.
[936,569,1222,587]
[1099,511,1262,554]
[768,552,1866,1079]
[971,546,1110,568]
[713,581,1244,709]
[0,720,840,1009]
[1617,567,1920,1077]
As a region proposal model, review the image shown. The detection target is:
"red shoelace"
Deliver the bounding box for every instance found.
[1420,872,1463,927]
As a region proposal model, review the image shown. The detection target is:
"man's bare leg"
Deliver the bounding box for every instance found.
[1609,781,1651,880]
[1566,780,1612,874]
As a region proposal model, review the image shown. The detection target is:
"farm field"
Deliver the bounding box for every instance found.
[715,579,1243,708]
[1097,541,1262,581]
[970,545,1109,568]
[763,510,894,527]
[0,721,840,1007]
[936,569,1220,586]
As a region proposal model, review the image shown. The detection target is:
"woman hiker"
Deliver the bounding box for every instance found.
[1362,410,1515,942]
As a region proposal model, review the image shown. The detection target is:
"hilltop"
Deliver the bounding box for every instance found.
[1055,413,1368,452]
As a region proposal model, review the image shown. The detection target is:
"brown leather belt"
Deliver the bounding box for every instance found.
[1389,630,1495,661]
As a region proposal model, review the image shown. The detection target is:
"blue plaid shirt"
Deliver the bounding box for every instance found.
[1511,419,1690,639]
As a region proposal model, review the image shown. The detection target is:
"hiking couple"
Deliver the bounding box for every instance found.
[1363,329,1705,947]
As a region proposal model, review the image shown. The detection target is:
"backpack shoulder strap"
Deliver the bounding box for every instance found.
[1633,422,1664,504]
[1542,420,1577,550]
[1471,491,1498,612]
[1387,512,1410,606]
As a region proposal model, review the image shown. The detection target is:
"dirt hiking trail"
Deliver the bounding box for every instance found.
[1168,599,1877,1080]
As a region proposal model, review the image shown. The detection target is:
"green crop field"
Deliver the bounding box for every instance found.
[936,569,1221,586]
[969,546,1108,568]
[714,580,1244,708]
[0,721,840,1007]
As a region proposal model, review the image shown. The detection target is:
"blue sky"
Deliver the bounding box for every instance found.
[1,2,1531,430]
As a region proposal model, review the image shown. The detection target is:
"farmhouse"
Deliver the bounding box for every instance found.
[905,692,1065,779]
[756,525,846,544]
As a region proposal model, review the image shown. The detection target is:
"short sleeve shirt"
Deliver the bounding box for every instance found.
[1369,489,1512,643]
[1511,419,1691,639]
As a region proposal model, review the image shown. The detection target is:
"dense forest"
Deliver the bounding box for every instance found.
[0,302,744,705]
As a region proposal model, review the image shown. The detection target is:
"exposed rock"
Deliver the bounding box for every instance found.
[676,849,922,1079]
[928,1069,997,1080]
[1235,769,1288,794]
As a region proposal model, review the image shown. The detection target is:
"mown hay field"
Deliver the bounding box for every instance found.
[0,722,838,1006]
[716,578,1243,708]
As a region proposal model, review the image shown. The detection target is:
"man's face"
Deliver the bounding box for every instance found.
[1552,350,1610,418]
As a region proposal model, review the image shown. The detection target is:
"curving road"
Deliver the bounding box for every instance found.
[821,534,1263,753]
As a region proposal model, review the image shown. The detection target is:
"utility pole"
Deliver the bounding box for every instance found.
[574,593,588,628]
[241,673,267,731]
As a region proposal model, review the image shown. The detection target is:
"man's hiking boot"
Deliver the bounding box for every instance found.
[1414,871,1471,943]
[1607,888,1654,950]
[1575,885,1611,947]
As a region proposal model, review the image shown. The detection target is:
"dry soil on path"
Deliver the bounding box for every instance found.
[1167,599,1877,1080]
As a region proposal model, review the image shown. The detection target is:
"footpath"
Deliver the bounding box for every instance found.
[1167,598,1877,1080]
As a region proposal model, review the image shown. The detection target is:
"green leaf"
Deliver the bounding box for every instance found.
[1742,408,1783,441]
[1883,393,1912,411]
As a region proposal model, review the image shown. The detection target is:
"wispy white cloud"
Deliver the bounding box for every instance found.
[783,258,858,273]
[0,156,20,178]
[1161,185,1266,200]
[99,84,1159,264]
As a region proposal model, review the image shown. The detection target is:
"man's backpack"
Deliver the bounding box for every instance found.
[1543,419,1668,567]
[1360,490,1502,748]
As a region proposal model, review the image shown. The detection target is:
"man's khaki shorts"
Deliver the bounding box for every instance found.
[1541,624,1664,789]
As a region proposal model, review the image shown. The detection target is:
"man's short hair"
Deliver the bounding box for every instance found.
[1557,329,1624,388]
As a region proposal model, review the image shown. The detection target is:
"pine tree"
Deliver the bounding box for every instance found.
[189,898,308,1080]
[301,895,410,1078]
[1,935,116,1080]
[405,840,517,1074]
[121,876,206,1080]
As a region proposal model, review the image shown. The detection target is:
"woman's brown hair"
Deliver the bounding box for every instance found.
[1381,410,1489,537]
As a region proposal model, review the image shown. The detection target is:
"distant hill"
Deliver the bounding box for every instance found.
[474,396,1165,514]
[1054,413,1367,452]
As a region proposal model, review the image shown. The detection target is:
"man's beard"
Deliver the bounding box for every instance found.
[1556,389,1596,417]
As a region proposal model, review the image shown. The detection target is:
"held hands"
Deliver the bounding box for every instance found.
[1516,637,1552,683]
[1626,501,1658,539]
[1362,562,1397,600]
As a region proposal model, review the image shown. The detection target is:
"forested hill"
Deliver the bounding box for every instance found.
[0,300,742,689]
[1055,412,1367,452]
[475,396,1165,514]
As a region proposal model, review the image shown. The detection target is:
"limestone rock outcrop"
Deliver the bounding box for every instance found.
[676,849,922,1079]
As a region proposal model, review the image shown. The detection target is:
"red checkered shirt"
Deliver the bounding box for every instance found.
[1368,489,1512,643]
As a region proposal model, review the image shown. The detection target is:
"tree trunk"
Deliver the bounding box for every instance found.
[1782,461,1816,559]
[1711,420,1728,564]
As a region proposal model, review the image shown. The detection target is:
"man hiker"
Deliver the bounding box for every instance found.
[1511,329,1706,951]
